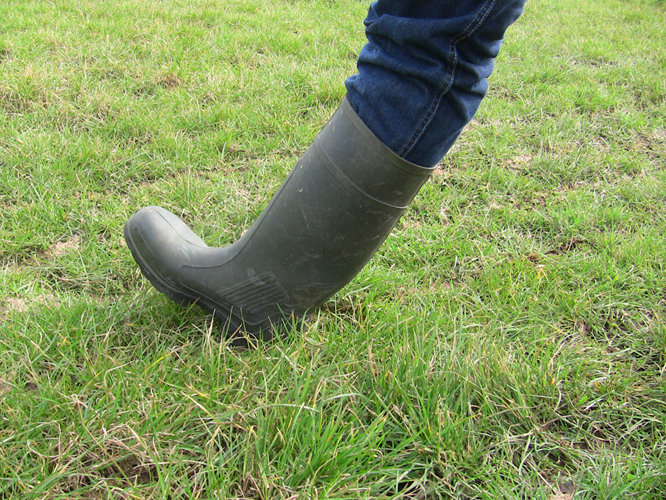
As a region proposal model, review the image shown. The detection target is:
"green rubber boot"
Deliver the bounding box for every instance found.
[124,96,434,342]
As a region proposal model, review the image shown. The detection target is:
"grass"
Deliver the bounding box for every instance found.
[1,0,665,498]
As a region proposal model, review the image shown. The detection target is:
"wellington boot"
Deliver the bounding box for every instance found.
[124,96,434,342]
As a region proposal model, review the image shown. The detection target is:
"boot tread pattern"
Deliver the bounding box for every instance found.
[217,272,288,319]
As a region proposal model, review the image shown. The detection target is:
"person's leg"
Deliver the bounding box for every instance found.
[124,0,527,343]
[346,0,526,167]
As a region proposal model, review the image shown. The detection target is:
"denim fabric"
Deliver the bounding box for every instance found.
[345,0,527,167]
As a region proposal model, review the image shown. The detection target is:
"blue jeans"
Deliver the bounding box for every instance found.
[345,0,527,167]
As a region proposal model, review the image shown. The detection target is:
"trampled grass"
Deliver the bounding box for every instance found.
[1,0,665,498]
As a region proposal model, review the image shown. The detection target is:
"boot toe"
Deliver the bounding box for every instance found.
[128,206,208,247]
[124,206,204,304]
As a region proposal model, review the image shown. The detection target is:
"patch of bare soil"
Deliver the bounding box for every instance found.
[46,235,81,257]
[505,153,533,171]
[549,480,575,500]
[1,294,55,316]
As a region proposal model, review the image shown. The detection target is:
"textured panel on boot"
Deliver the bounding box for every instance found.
[219,272,288,317]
